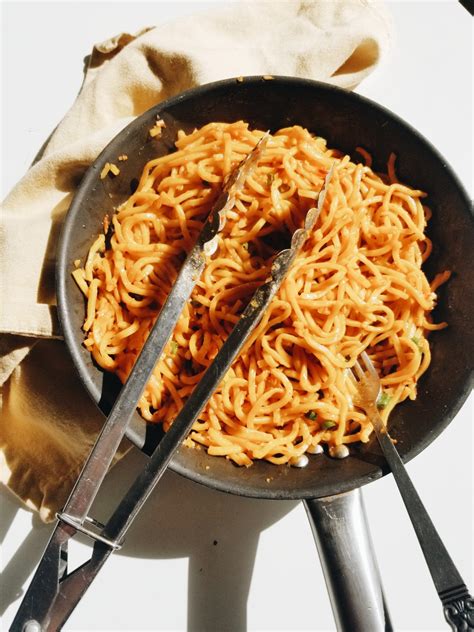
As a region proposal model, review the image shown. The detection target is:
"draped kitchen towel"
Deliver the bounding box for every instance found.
[0,0,393,520]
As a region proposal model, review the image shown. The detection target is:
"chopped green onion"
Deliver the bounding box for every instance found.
[377,392,391,410]
[170,340,178,355]
[322,420,336,429]
[411,335,423,352]
[305,411,317,420]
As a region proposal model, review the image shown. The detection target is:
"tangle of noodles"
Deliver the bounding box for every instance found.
[73,121,449,467]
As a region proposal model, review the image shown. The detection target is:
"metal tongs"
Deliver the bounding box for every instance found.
[11,137,333,632]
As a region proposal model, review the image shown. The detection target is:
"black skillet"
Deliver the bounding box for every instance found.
[56,77,474,628]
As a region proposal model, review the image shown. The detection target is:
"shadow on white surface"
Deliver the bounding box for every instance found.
[0,448,297,631]
[0,489,51,617]
[91,448,297,631]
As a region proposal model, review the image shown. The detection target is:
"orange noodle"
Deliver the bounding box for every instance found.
[73,121,448,467]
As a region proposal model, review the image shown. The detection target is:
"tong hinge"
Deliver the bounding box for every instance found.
[56,512,122,550]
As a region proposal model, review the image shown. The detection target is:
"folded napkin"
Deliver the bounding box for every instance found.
[0,0,392,521]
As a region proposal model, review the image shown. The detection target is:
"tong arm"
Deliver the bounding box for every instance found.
[12,144,329,632]
[101,168,332,545]
[11,135,269,632]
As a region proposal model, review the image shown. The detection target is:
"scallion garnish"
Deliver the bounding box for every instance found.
[170,340,178,355]
[377,392,391,410]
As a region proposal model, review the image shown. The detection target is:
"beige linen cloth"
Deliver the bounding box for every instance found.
[0,0,392,521]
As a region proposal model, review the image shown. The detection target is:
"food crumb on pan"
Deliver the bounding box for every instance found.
[263,75,274,80]
[103,214,110,234]
[149,116,166,138]
[118,154,128,161]
[236,76,244,82]
[100,162,120,179]
[73,259,81,268]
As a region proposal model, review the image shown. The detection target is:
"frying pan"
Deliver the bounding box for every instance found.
[56,77,474,629]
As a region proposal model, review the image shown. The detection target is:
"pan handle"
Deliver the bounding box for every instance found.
[304,489,392,631]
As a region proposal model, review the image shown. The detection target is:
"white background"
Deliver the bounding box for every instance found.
[0,1,472,631]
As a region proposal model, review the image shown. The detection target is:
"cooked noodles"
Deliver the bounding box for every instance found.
[73,121,448,466]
